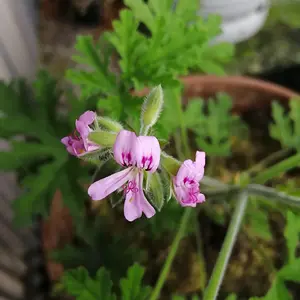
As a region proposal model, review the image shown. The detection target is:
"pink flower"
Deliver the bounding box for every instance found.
[61,111,100,156]
[173,151,206,207]
[88,130,160,221]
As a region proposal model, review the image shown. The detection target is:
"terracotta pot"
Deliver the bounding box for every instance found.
[43,74,299,283]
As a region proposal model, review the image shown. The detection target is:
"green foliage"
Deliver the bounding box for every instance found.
[186,93,246,157]
[59,263,151,300]
[51,216,144,282]
[119,263,152,300]
[245,200,272,241]
[67,0,233,124]
[270,99,300,151]
[60,266,116,299]
[145,200,194,240]
[0,70,90,226]
[172,295,200,300]
[284,210,300,264]
[251,211,300,300]
[110,0,233,90]
[225,294,237,300]
[66,35,117,99]
[266,2,300,28]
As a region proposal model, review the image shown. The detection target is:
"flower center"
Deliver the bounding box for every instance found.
[71,129,81,141]
[141,155,153,171]
[121,152,133,166]
[123,180,139,195]
[183,177,195,187]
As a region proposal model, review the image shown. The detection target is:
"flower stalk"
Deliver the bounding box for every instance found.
[149,208,192,300]
[203,191,248,300]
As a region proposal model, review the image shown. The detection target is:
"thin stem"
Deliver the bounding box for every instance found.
[253,152,300,184]
[174,130,185,161]
[248,148,292,175]
[194,212,207,290]
[203,191,248,300]
[247,184,300,208]
[149,208,192,300]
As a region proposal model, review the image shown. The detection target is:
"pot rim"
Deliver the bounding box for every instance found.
[181,75,299,99]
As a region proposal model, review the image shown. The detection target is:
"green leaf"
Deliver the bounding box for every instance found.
[192,93,245,157]
[183,99,204,128]
[0,141,61,171]
[59,171,86,219]
[120,263,152,300]
[284,211,300,264]
[278,259,300,282]
[97,95,123,120]
[225,294,237,300]
[146,172,165,211]
[269,99,300,151]
[265,278,292,300]
[247,209,272,241]
[172,294,200,300]
[33,70,60,129]
[0,115,57,143]
[155,86,182,139]
[172,296,186,300]
[124,0,155,31]
[196,42,235,75]
[61,266,116,300]
[104,0,232,91]
[12,158,66,227]
[0,79,31,116]
[66,35,117,98]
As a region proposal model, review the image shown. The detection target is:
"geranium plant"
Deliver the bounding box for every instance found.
[1,0,300,299]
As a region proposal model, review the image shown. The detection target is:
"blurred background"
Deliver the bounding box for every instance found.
[1,0,300,299]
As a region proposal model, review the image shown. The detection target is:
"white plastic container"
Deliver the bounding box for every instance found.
[198,0,270,44]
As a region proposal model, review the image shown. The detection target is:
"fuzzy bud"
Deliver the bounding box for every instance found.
[89,130,117,147]
[97,116,123,133]
[141,85,164,129]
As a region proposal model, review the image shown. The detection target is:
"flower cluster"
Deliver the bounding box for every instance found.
[61,111,100,156]
[61,86,206,221]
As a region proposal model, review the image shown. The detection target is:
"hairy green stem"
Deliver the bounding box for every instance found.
[149,208,192,300]
[203,192,248,300]
[248,148,292,175]
[247,184,300,208]
[253,152,300,184]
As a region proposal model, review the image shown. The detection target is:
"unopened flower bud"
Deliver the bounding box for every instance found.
[141,85,164,130]
[97,116,123,133]
[89,130,117,147]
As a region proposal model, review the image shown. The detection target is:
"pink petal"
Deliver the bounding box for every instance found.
[196,151,206,168]
[124,175,142,221]
[76,120,89,138]
[197,193,206,203]
[88,167,134,200]
[135,136,160,172]
[175,159,194,184]
[61,136,76,156]
[72,140,86,156]
[138,172,155,218]
[113,130,137,167]
[79,111,96,125]
[61,136,71,146]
